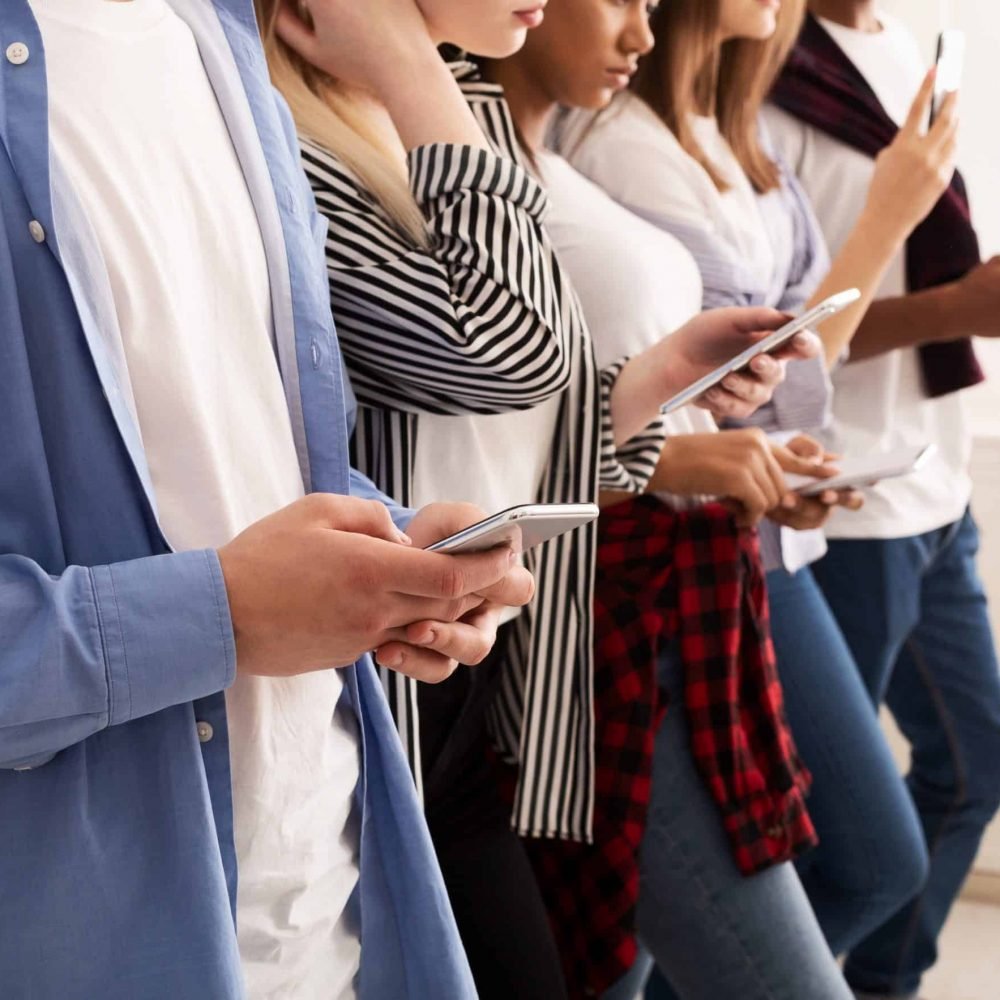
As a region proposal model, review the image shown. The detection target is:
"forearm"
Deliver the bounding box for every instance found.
[805,206,904,368]
[0,551,235,770]
[848,281,964,362]
[378,52,491,152]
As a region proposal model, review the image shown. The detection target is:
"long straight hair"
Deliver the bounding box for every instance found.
[254,0,428,244]
[631,0,806,193]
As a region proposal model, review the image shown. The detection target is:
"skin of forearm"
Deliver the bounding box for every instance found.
[847,281,963,361]
[806,205,904,368]
[376,50,492,153]
[608,354,672,446]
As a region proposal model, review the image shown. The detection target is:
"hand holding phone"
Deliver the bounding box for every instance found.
[660,290,861,415]
[784,445,935,497]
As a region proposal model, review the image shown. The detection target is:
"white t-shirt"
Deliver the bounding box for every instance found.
[764,11,973,539]
[558,98,823,570]
[536,150,715,506]
[32,2,361,996]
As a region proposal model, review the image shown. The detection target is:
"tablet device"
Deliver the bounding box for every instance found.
[660,288,861,416]
[785,444,936,497]
[426,503,600,555]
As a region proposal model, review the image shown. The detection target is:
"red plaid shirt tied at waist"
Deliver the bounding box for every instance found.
[526,497,818,997]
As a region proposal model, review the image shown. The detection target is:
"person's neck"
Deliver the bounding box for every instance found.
[809,0,881,32]
[485,58,557,157]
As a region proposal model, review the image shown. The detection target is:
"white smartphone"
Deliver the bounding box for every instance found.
[785,444,936,497]
[426,503,600,555]
[930,29,965,127]
[660,288,862,416]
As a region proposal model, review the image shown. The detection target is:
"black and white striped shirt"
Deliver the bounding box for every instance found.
[302,63,665,841]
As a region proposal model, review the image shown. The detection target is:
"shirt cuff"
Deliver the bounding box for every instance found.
[90,550,237,726]
[598,357,668,495]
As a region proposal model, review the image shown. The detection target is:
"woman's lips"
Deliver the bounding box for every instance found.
[514,6,546,28]
[605,68,634,90]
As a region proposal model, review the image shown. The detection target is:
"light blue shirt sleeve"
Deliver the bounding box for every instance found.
[0,549,236,770]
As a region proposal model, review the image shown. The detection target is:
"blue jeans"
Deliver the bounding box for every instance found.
[603,649,853,1000]
[811,509,1000,998]
[620,567,929,1000]
[767,567,929,954]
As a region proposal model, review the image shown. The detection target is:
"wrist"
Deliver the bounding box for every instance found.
[373,46,452,109]
[856,201,909,261]
[926,279,974,341]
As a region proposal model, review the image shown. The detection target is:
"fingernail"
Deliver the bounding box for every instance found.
[417,629,436,647]
[396,532,413,546]
[507,548,518,566]
[722,376,739,392]
[781,494,798,509]
[378,650,402,668]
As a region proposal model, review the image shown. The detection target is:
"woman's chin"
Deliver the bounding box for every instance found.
[454,28,529,60]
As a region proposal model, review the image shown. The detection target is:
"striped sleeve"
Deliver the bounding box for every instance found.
[303,140,572,417]
[597,357,666,494]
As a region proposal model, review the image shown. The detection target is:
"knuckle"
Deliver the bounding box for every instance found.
[359,609,387,637]
[438,565,468,600]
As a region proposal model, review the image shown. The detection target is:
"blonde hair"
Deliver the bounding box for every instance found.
[254,0,428,244]
[632,0,806,193]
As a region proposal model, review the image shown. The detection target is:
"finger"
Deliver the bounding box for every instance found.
[474,565,535,608]
[786,435,825,461]
[736,473,774,521]
[400,612,501,667]
[374,644,459,684]
[717,375,773,410]
[902,67,936,136]
[310,494,411,544]
[274,3,318,60]
[837,489,865,511]
[716,306,790,335]
[383,543,518,600]
[929,88,960,143]
[758,451,788,510]
[384,594,484,630]
[747,353,784,383]
[703,387,764,421]
[771,444,840,479]
[769,330,822,362]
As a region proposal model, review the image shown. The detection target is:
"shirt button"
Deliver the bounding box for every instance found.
[6,43,29,66]
[28,220,46,244]
[196,721,214,744]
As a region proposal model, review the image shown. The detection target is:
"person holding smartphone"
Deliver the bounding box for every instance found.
[473,1,926,997]
[553,3,960,997]
[258,0,820,995]
[0,1,542,997]
[765,3,1000,998]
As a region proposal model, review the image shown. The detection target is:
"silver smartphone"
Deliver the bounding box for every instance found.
[930,29,965,127]
[660,288,862,416]
[427,503,600,555]
[785,444,936,497]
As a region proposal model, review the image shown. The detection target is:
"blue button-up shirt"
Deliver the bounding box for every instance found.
[0,2,474,997]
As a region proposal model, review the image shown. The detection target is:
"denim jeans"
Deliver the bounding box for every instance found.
[602,648,852,1000]
[811,509,1000,998]
[767,566,929,954]
[614,565,930,1000]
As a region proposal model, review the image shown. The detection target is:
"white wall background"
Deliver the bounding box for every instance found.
[876,0,1000,877]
